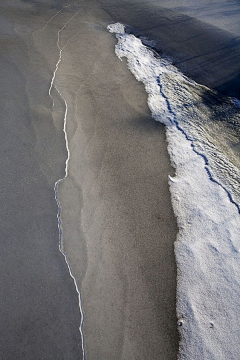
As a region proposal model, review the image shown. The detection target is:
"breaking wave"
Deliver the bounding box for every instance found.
[108,22,240,359]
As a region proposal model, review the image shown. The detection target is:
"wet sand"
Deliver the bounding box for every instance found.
[51,3,179,359]
[1,1,179,358]
[1,0,239,359]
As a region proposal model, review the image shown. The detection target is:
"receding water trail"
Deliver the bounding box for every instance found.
[108,22,240,359]
[47,13,86,360]
[32,8,64,35]
[48,12,79,105]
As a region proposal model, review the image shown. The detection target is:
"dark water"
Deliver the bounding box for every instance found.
[108,18,240,359]
[99,0,240,98]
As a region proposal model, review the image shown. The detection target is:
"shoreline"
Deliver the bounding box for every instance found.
[109,22,240,358]
[2,0,239,358]
[55,4,179,357]
[48,2,240,356]
[99,0,240,99]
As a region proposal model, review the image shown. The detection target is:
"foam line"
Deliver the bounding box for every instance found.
[48,13,86,360]
[108,22,240,359]
[32,8,64,35]
[53,91,86,358]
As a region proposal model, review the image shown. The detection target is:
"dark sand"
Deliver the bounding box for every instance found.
[1,0,239,359]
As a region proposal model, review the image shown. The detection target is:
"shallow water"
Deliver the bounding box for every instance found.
[108,22,240,359]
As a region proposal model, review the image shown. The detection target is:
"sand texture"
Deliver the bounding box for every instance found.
[1,0,239,359]
[0,1,83,358]
[50,3,179,359]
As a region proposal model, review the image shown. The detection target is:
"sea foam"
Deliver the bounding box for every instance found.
[108,22,240,359]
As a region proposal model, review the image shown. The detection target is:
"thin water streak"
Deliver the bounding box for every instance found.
[47,11,86,360]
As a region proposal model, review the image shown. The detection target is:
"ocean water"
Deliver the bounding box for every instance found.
[140,0,240,35]
[108,22,240,359]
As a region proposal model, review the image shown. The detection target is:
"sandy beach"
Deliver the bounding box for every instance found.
[1,0,239,359]
[50,3,179,358]
[0,1,82,358]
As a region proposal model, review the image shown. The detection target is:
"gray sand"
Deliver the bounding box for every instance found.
[0,1,82,359]
[1,0,239,359]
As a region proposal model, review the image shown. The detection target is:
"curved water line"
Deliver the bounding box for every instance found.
[48,12,86,360]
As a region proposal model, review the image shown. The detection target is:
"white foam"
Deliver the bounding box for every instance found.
[107,22,125,35]
[108,23,240,359]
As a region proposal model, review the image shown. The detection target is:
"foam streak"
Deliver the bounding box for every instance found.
[32,8,64,35]
[48,13,86,360]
